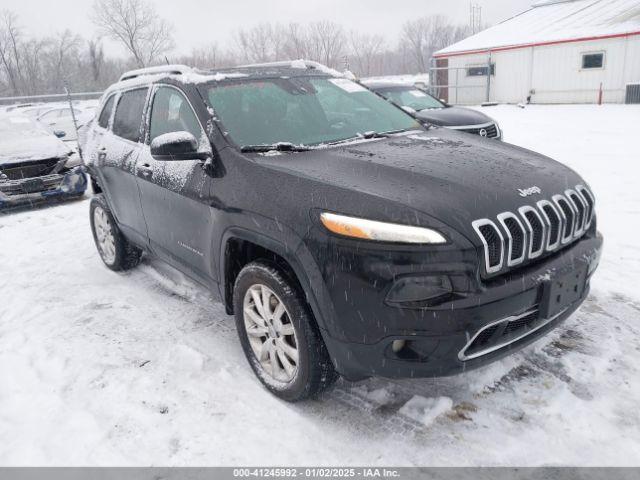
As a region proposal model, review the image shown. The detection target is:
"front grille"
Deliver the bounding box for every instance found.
[458,123,498,138]
[472,184,595,276]
[460,309,541,360]
[0,158,61,180]
[0,174,64,196]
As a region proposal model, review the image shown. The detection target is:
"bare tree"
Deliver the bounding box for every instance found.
[0,11,475,97]
[307,21,346,69]
[400,15,472,73]
[234,23,289,64]
[348,31,385,77]
[49,30,82,90]
[0,10,24,95]
[91,0,174,67]
[283,23,310,60]
[88,38,105,83]
[175,43,234,69]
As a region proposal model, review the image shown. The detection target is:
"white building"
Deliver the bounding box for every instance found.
[433,0,640,105]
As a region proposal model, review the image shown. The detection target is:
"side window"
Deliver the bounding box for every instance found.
[113,88,148,142]
[467,64,496,76]
[98,95,115,129]
[149,87,204,145]
[582,52,604,69]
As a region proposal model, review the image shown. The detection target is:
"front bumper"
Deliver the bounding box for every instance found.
[0,167,87,210]
[309,230,602,381]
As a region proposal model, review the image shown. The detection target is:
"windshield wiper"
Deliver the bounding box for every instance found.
[327,129,414,146]
[240,142,312,153]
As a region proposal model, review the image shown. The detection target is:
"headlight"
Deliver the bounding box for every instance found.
[320,212,447,244]
[64,154,82,169]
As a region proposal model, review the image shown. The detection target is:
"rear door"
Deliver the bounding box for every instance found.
[97,88,149,245]
[135,85,215,284]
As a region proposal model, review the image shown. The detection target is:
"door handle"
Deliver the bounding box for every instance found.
[138,163,153,177]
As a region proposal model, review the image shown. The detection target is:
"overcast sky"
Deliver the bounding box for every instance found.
[4,0,533,57]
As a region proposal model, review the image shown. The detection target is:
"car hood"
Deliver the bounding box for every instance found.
[0,133,71,166]
[416,106,493,127]
[255,130,586,238]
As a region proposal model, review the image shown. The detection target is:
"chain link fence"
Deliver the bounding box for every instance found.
[428,56,493,105]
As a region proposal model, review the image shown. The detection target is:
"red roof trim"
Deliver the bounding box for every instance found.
[434,30,640,58]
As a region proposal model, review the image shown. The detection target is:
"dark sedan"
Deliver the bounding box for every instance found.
[0,114,87,210]
[364,81,502,140]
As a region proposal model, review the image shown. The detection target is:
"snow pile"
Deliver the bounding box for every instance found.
[399,396,453,426]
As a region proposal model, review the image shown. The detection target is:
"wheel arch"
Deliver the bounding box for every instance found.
[219,227,331,333]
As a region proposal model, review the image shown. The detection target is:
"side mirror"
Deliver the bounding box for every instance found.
[150,131,203,161]
[54,130,66,138]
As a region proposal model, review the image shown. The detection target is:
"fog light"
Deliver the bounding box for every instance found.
[392,340,406,353]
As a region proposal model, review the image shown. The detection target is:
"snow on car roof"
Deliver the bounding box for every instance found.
[105,60,351,97]
[435,0,640,57]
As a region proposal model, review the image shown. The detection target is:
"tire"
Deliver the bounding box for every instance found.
[89,194,142,271]
[233,261,338,401]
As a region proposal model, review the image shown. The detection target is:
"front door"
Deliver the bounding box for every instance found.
[135,85,216,285]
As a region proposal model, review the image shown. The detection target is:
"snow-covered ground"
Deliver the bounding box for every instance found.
[1,105,639,466]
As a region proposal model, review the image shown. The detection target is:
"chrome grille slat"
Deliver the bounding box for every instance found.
[497,212,527,267]
[472,185,595,276]
[472,219,504,274]
[576,185,595,230]
[537,200,562,251]
[519,205,546,259]
[566,189,587,237]
[552,194,576,244]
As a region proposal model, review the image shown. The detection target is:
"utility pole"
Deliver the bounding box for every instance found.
[470,3,482,34]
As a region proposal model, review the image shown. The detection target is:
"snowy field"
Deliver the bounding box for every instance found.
[1,105,639,466]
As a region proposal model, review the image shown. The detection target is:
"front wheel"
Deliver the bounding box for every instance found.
[233,262,338,401]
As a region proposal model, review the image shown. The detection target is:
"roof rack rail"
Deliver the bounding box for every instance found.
[118,64,193,82]
[237,59,343,76]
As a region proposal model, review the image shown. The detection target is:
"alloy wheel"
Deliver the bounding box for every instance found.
[93,206,116,265]
[243,284,299,383]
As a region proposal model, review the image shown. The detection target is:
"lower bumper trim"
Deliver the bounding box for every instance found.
[458,307,567,361]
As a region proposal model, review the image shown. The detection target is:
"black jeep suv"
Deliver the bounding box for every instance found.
[84,61,602,401]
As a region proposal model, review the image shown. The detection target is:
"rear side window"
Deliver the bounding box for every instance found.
[98,96,115,129]
[112,88,148,142]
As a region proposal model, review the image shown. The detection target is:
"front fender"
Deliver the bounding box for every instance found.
[218,223,338,336]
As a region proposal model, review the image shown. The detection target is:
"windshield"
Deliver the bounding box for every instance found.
[205,76,420,148]
[378,88,445,111]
